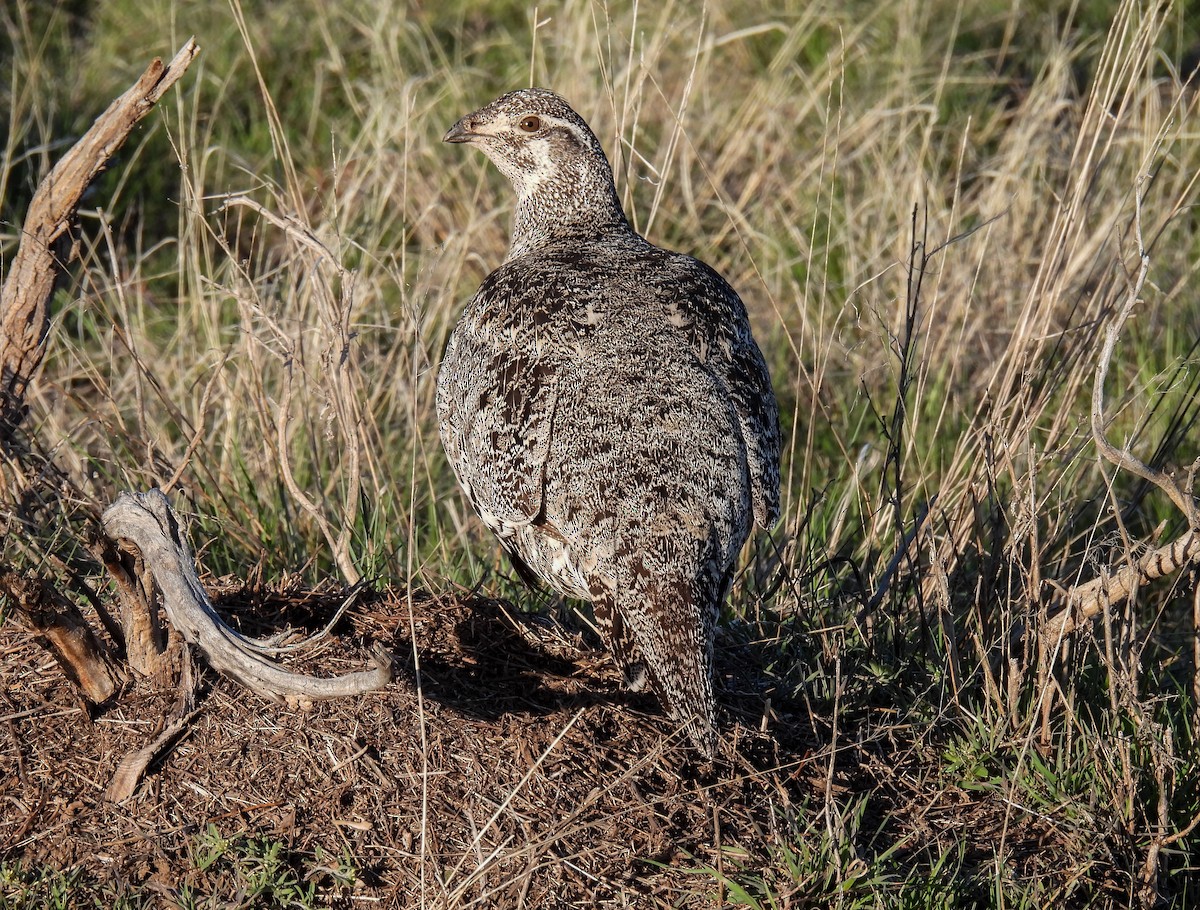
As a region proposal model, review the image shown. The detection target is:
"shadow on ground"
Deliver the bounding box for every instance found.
[0,582,1103,907]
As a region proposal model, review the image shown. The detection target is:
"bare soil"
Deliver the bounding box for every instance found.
[0,582,1122,907]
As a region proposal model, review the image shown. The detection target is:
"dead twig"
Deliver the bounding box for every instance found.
[1044,175,1200,639]
[0,568,123,703]
[106,645,201,802]
[0,38,200,439]
[91,532,177,679]
[1090,179,1199,529]
[101,489,392,706]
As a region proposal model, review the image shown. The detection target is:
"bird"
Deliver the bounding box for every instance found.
[436,88,781,757]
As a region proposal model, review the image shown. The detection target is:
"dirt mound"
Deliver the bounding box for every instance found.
[1,585,827,906]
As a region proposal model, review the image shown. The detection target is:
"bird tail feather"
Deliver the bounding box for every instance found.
[617,576,718,758]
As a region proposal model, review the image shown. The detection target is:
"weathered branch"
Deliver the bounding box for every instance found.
[1043,531,1200,638]
[1089,180,1199,530]
[101,489,392,706]
[0,38,200,439]
[91,533,177,679]
[1044,175,1200,638]
[106,647,200,802]
[0,568,122,703]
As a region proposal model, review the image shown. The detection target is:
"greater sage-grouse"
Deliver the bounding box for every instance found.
[437,89,781,757]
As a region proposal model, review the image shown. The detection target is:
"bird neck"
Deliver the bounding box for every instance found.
[507,165,631,259]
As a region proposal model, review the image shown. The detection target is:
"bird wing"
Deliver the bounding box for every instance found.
[725,322,782,528]
[437,316,560,530]
[468,352,558,527]
[673,257,782,529]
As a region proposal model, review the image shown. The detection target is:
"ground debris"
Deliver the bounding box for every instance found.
[0,584,1123,906]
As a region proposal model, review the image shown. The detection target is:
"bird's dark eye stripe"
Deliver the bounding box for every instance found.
[519,115,541,132]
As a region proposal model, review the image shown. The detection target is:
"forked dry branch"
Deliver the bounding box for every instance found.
[1043,176,1200,641]
[0,37,201,704]
[101,489,392,705]
[0,38,200,439]
[0,41,390,762]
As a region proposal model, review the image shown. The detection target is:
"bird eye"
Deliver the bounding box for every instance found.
[518,115,541,133]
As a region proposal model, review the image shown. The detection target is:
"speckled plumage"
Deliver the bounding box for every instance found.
[437,89,781,757]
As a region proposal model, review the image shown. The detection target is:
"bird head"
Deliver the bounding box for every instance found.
[443,88,614,202]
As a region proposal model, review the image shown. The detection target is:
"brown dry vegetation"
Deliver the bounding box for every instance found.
[2,0,1200,907]
[0,583,1133,907]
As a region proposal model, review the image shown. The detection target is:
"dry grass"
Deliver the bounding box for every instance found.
[2,0,1200,906]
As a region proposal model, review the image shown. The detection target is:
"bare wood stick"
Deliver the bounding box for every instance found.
[0,568,123,703]
[1043,531,1200,638]
[100,489,391,705]
[0,38,200,438]
[1089,178,1199,529]
[91,534,176,679]
[107,646,200,802]
[1044,174,1200,638]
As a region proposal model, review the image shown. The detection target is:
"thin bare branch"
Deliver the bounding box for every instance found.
[1045,175,1200,638]
[1090,176,1200,527]
[106,647,201,802]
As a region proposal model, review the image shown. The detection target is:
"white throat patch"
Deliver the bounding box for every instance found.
[517,139,558,198]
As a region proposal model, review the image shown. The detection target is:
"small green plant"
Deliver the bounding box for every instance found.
[0,862,148,910]
[173,827,353,909]
[189,823,231,873]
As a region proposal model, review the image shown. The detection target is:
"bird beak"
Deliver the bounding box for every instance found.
[443,117,477,144]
